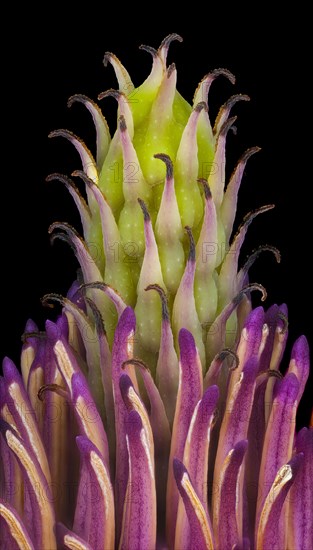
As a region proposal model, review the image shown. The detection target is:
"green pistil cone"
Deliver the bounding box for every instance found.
[50,33,272,369]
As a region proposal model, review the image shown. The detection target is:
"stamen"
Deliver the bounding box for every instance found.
[216,348,240,370]
[185,226,195,263]
[118,114,127,132]
[66,94,111,171]
[154,153,174,179]
[80,281,108,292]
[221,146,262,242]
[102,51,134,95]
[159,33,183,51]
[98,88,124,101]
[255,367,284,391]
[193,68,236,106]
[84,297,106,336]
[21,331,46,343]
[46,173,91,229]
[49,129,74,140]
[78,281,127,316]
[219,115,237,137]
[239,204,275,233]
[48,129,98,182]
[97,89,134,137]
[213,94,250,135]
[264,369,283,379]
[48,222,81,253]
[194,101,207,113]
[157,33,183,67]
[239,145,262,164]
[139,44,158,57]
[145,284,170,322]
[197,178,212,199]
[208,68,236,84]
[167,63,176,78]
[41,293,65,309]
[122,358,149,371]
[227,205,275,253]
[52,235,76,257]
[38,383,68,401]
[72,169,94,188]
[103,51,119,66]
[138,198,150,221]
[233,283,267,306]
[277,311,289,333]
[212,407,220,428]
[47,172,80,192]
[242,245,281,274]
[67,93,86,108]
[222,93,250,110]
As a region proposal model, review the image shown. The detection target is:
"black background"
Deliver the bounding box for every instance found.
[0,9,311,426]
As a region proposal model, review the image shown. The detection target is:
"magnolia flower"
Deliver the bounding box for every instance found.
[0,34,312,550]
